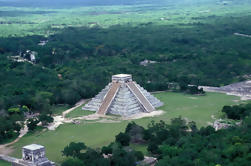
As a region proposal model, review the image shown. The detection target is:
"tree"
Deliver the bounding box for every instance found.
[188,121,197,133]
[0,117,21,143]
[125,121,137,133]
[147,142,160,154]
[8,107,21,114]
[169,117,188,138]
[101,145,112,155]
[79,148,109,166]
[159,145,181,158]
[187,85,205,94]
[38,114,53,126]
[62,141,109,166]
[62,142,86,158]
[199,126,215,136]
[125,122,145,144]
[111,147,136,166]
[20,105,30,112]
[178,76,189,91]
[61,89,81,105]
[115,132,130,146]
[222,104,251,120]
[134,151,144,161]
[222,105,240,120]
[27,118,39,131]
[33,91,53,114]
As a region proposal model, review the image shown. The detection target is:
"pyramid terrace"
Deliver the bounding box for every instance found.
[83,74,163,117]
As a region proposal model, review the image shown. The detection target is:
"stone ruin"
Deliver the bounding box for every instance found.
[200,80,251,100]
[213,119,241,131]
[83,74,163,116]
[0,144,55,166]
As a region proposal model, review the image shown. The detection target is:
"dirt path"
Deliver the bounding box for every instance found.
[121,110,164,120]
[234,32,251,38]
[0,99,87,154]
[0,122,28,155]
[62,99,86,118]
[48,99,87,130]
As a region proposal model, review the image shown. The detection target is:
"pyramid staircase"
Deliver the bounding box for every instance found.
[126,81,155,113]
[97,82,121,115]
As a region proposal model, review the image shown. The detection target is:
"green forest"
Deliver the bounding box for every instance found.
[1,12,251,114]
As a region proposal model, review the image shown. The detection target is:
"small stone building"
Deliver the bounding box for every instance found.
[0,144,55,166]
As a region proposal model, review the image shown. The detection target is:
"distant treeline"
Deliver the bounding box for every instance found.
[0,0,169,7]
[0,0,248,8]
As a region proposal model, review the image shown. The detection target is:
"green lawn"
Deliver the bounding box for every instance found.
[0,160,11,166]
[51,104,70,116]
[137,92,241,127]
[10,92,240,164]
[65,105,94,118]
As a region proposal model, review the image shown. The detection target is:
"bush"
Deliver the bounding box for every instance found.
[115,132,130,146]
[27,118,39,131]
[222,104,251,120]
[134,151,144,161]
[101,146,112,155]
[62,142,86,158]
[38,114,54,126]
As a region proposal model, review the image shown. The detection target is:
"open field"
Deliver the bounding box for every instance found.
[65,105,93,118]
[51,104,70,116]
[144,92,241,126]
[0,160,10,166]
[9,92,241,164]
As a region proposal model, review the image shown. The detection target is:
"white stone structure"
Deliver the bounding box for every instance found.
[15,144,54,166]
[83,74,163,116]
[199,80,251,100]
[0,144,55,166]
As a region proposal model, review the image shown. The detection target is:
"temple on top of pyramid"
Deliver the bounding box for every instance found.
[83,74,163,117]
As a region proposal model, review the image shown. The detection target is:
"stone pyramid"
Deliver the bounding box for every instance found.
[83,74,163,116]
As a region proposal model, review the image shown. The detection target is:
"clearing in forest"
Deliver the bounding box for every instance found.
[8,92,240,164]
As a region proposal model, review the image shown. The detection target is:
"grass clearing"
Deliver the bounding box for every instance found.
[12,121,129,163]
[65,105,94,118]
[0,160,11,166]
[139,92,241,127]
[10,92,240,163]
[51,104,70,116]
